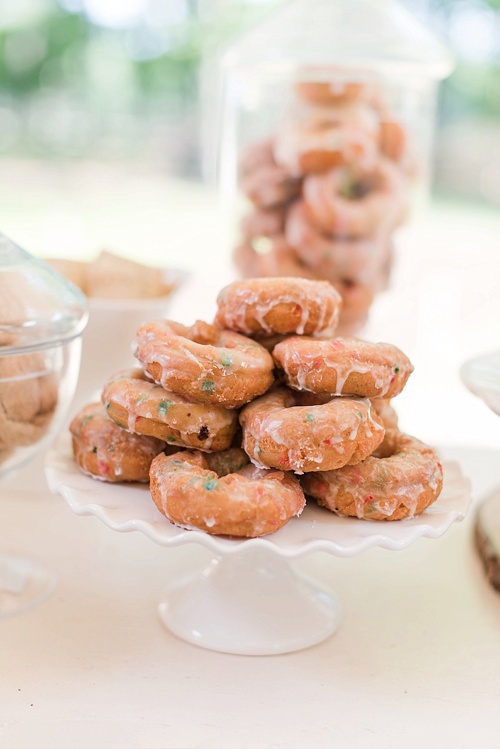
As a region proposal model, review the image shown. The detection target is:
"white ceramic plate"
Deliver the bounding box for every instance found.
[45,433,471,560]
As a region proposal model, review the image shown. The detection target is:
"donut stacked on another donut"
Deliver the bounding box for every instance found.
[132,319,275,409]
[101,368,240,452]
[69,276,444,535]
[233,70,416,335]
[213,277,442,522]
[302,431,443,522]
[70,401,167,483]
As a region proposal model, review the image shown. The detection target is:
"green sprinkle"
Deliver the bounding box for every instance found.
[357,410,364,419]
[158,399,172,415]
[221,354,233,368]
[305,413,315,423]
[201,380,215,393]
[394,366,400,373]
[166,436,177,443]
[136,395,149,405]
[92,446,97,454]
[204,477,218,491]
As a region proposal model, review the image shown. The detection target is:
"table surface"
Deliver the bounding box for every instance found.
[1,163,500,748]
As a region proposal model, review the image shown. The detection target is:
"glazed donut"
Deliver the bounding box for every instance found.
[102,369,238,451]
[241,163,302,209]
[149,449,305,537]
[379,119,407,163]
[369,398,398,431]
[332,278,375,326]
[272,336,413,398]
[239,387,385,473]
[70,402,166,482]
[285,200,390,285]
[239,137,276,174]
[302,431,443,520]
[239,137,301,208]
[240,206,287,241]
[293,79,369,106]
[293,391,398,431]
[331,278,375,335]
[303,159,407,237]
[133,320,274,409]
[233,238,315,281]
[215,277,342,336]
[273,103,379,176]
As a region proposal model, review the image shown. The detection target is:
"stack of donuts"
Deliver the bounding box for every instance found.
[234,72,415,334]
[70,277,443,538]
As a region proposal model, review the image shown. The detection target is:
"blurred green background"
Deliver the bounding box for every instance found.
[0,0,499,201]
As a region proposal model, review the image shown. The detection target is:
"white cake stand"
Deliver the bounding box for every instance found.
[461,350,500,419]
[45,433,470,655]
[461,349,500,591]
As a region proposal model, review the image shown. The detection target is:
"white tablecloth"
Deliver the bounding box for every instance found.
[1,164,500,748]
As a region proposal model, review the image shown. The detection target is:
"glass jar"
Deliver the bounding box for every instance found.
[216,0,454,334]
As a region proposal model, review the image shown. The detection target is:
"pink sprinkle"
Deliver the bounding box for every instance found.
[364,494,374,504]
[330,340,344,349]
[313,359,322,370]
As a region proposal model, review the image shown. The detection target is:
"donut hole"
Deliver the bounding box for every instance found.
[338,277,356,289]
[372,429,400,459]
[313,117,342,133]
[340,172,376,201]
[188,320,219,345]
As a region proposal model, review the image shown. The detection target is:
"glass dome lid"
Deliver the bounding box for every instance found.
[0,234,88,355]
[221,0,455,80]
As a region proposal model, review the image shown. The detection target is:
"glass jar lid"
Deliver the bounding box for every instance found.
[0,234,88,355]
[221,0,454,80]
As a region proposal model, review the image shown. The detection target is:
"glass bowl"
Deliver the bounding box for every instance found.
[0,233,87,617]
[0,234,88,476]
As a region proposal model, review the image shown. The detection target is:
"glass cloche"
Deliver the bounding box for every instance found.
[215,0,454,334]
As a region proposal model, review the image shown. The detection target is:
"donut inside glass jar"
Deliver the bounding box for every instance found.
[224,43,446,335]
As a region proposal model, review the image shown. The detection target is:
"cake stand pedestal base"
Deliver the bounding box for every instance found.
[158,548,341,655]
